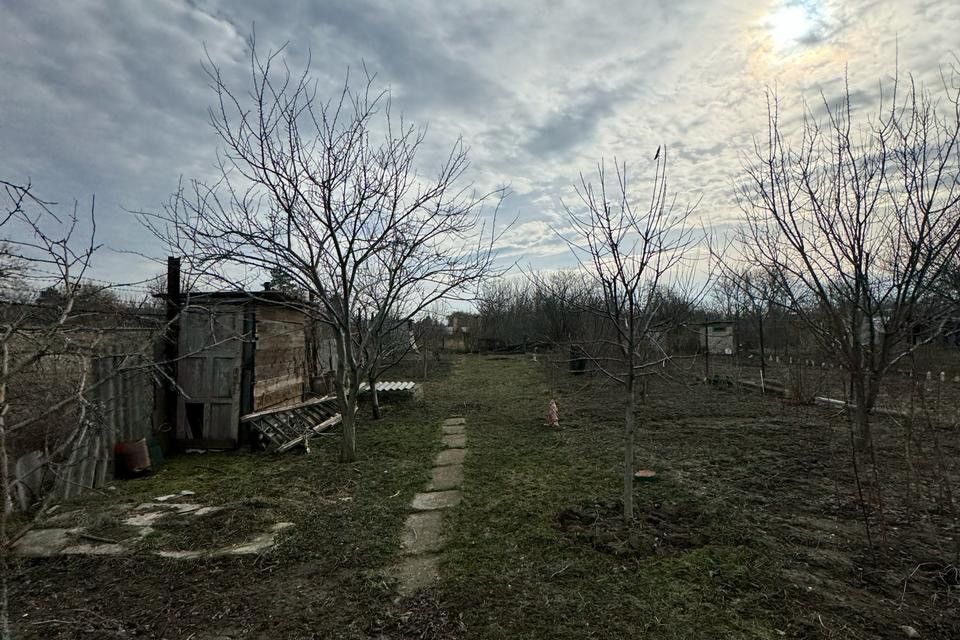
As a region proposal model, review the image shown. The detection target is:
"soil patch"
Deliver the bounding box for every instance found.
[557,498,712,557]
[369,592,464,639]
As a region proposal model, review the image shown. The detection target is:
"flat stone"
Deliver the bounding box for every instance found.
[411,490,462,511]
[441,417,466,426]
[434,448,466,466]
[12,528,76,556]
[223,532,275,555]
[158,550,207,560]
[124,511,168,527]
[400,511,444,554]
[426,464,463,491]
[171,503,203,514]
[389,554,440,597]
[62,543,125,556]
[442,424,465,435]
[155,489,196,502]
[442,434,466,448]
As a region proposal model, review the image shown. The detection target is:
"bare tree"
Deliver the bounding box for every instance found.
[560,151,698,520]
[143,39,504,462]
[0,180,100,639]
[738,69,960,451]
[738,69,960,546]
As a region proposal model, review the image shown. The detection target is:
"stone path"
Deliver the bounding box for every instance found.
[12,492,292,558]
[390,416,467,597]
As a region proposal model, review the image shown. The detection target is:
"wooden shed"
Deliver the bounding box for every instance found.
[700,320,736,355]
[173,291,309,449]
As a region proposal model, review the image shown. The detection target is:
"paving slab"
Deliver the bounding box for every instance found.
[400,511,444,554]
[411,490,462,511]
[12,528,76,556]
[442,433,466,448]
[435,448,466,466]
[442,424,466,435]
[124,511,168,527]
[390,554,441,597]
[222,532,276,555]
[158,550,207,559]
[62,543,125,556]
[441,417,466,426]
[426,464,463,491]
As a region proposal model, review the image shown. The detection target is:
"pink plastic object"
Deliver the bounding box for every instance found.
[546,399,559,428]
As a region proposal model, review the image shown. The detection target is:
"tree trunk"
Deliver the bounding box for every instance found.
[757,312,766,381]
[623,372,636,521]
[852,374,872,451]
[703,325,710,379]
[1,341,11,640]
[369,369,381,420]
[334,326,358,463]
[340,399,357,462]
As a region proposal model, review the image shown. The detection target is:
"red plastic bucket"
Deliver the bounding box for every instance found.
[114,438,152,477]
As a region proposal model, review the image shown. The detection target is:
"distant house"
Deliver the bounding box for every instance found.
[700,320,736,355]
[172,291,309,449]
[446,311,479,334]
[444,311,480,351]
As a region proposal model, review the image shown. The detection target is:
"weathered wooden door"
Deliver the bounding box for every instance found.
[177,306,243,448]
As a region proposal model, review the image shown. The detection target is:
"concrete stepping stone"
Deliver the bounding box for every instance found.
[426,464,463,491]
[401,511,444,554]
[442,433,466,448]
[389,414,468,597]
[390,554,440,597]
[62,543,125,556]
[435,448,466,466]
[411,490,462,511]
[158,550,206,560]
[124,511,168,527]
[13,528,76,557]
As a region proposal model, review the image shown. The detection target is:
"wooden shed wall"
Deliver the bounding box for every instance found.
[253,305,307,411]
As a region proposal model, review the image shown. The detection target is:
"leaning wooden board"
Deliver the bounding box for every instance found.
[241,394,342,453]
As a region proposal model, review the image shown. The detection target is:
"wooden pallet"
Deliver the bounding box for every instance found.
[241,395,342,453]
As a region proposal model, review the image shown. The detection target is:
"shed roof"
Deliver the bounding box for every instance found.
[159,290,307,307]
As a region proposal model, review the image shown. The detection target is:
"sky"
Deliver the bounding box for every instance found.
[2,0,959,293]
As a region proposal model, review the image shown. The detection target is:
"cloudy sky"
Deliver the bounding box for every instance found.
[2,0,959,290]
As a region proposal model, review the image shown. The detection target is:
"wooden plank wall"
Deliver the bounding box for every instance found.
[253,305,307,411]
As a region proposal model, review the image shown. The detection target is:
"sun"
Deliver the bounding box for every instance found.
[767,2,821,49]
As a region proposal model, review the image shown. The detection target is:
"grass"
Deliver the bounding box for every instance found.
[9,365,450,639]
[9,353,959,638]
[433,354,959,639]
[436,355,783,639]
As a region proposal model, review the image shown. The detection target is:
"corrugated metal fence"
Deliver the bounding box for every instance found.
[10,348,156,511]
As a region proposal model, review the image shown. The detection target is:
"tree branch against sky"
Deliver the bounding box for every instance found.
[559,151,701,520]
[142,38,506,461]
[737,69,960,450]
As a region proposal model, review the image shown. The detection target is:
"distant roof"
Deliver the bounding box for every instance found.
[157,290,306,306]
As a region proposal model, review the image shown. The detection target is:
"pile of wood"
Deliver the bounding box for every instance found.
[242,395,341,453]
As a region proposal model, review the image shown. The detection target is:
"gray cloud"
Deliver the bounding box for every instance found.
[1,0,958,285]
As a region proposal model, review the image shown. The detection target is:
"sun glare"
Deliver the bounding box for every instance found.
[768,2,819,49]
